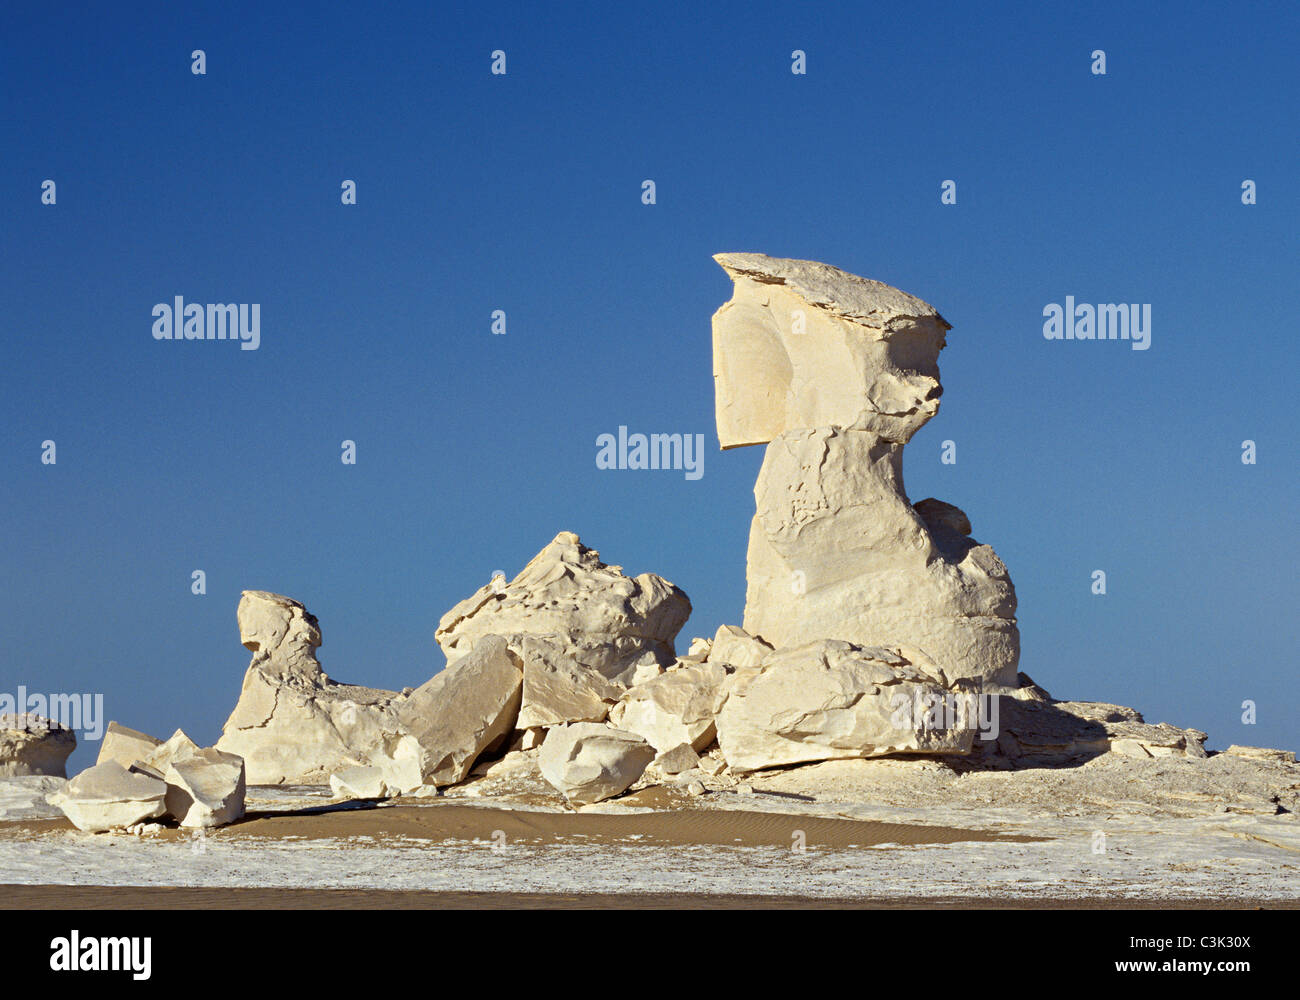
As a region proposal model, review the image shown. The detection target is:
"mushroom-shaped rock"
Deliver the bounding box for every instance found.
[713,253,1020,686]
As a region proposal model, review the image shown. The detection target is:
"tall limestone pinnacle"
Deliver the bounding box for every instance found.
[712,252,1020,687]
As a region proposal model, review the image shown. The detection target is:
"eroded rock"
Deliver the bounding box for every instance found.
[163,747,247,828]
[609,661,728,752]
[714,639,978,773]
[48,761,168,833]
[515,635,625,729]
[538,723,656,805]
[0,714,75,778]
[96,722,162,770]
[713,253,1020,687]
[436,532,691,684]
[216,591,401,784]
[395,634,522,787]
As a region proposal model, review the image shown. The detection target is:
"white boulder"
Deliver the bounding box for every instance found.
[395,634,522,786]
[708,625,772,668]
[538,723,656,805]
[48,761,168,833]
[95,722,163,769]
[329,765,391,800]
[0,714,75,778]
[515,635,625,728]
[163,747,246,828]
[714,639,978,773]
[654,743,701,775]
[609,661,728,752]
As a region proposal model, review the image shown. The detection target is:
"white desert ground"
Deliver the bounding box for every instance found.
[3,743,1299,907]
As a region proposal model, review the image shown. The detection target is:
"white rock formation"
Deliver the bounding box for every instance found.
[436,532,691,684]
[608,661,728,752]
[0,714,75,778]
[976,698,1209,763]
[538,723,656,805]
[712,252,1019,686]
[714,639,978,773]
[708,625,772,668]
[329,765,391,800]
[515,635,625,729]
[48,761,169,833]
[654,743,701,775]
[163,747,246,828]
[217,591,402,784]
[366,733,425,794]
[96,722,162,769]
[143,729,201,772]
[394,634,522,787]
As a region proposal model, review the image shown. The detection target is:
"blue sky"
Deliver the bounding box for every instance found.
[2,1,1296,772]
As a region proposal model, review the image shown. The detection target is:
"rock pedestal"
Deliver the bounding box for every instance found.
[712,252,1020,687]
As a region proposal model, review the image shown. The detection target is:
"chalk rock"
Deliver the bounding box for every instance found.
[329,765,391,800]
[1224,745,1297,764]
[538,723,656,806]
[712,252,951,448]
[163,747,246,828]
[984,699,1210,763]
[217,591,401,784]
[367,734,425,794]
[654,742,701,775]
[436,532,691,684]
[395,634,522,786]
[713,254,1019,686]
[708,625,772,668]
[912,498,972,536]
[714,639,978,773]
[96,722,162,770]
[0,714,75,778]
[515,635,625,729]
[48,761,168,833]
[143,729,201,772]
[609,661,728,752]
[686,637,713,660]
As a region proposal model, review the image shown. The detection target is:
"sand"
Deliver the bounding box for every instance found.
[0,796,1036,849]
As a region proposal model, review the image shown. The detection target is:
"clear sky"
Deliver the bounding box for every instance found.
[3,1,1296,773]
